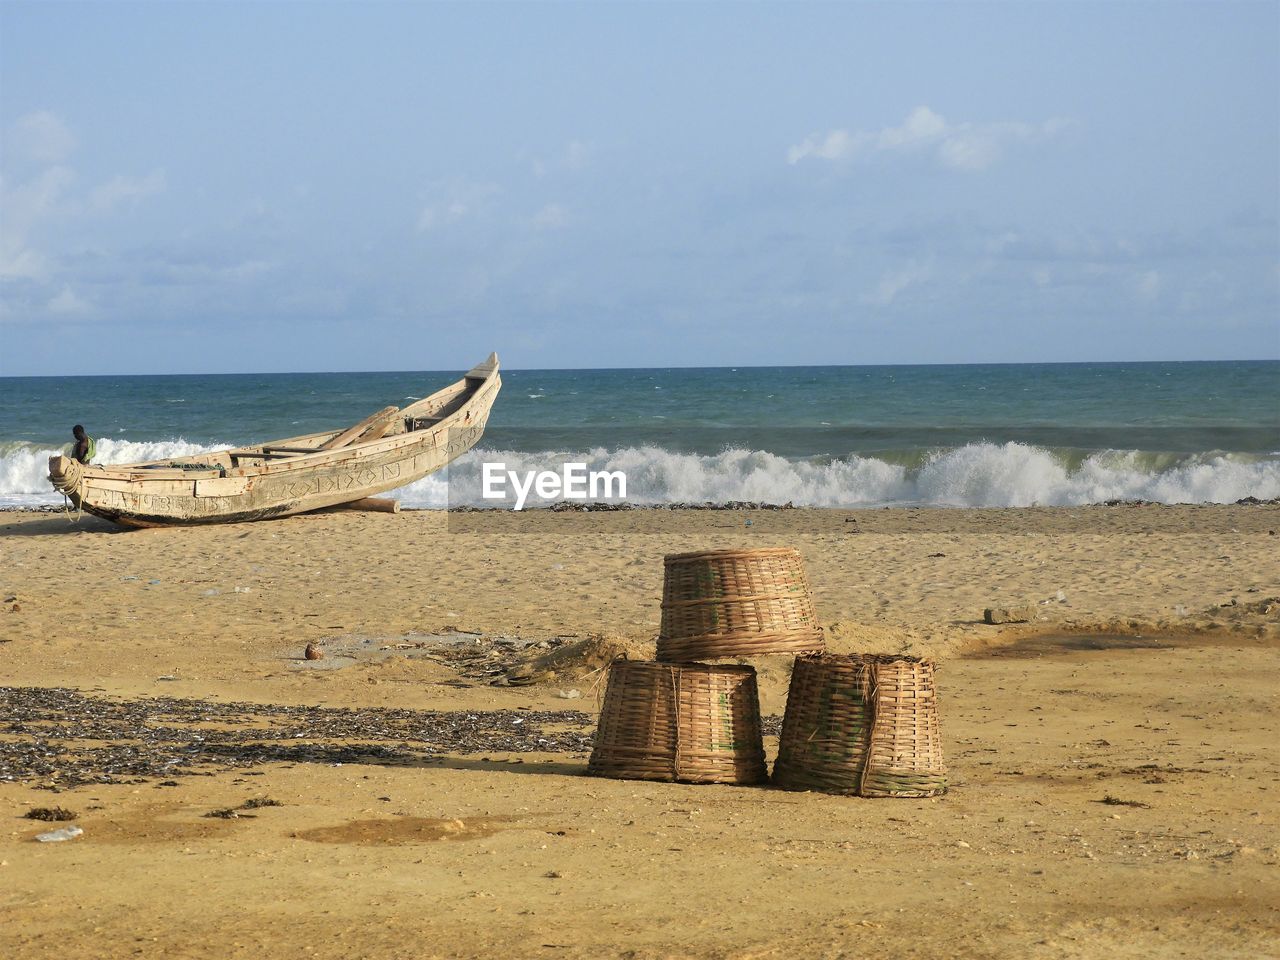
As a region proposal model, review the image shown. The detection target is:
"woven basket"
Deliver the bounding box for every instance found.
[772,654,947,798]
[657,547,825,661]
[587,660,767,785]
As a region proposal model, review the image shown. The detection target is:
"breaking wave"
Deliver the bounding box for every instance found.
[0,438,225,507]
[397,442,1280,509]
[2,439,1276,510]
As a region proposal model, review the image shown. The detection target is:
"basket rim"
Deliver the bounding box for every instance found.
[606,658,760,676]
[663,547,803,564]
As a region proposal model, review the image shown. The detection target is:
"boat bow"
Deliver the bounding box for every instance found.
[48,455,83,498]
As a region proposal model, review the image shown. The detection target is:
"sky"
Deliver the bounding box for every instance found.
[1,1,1277,375]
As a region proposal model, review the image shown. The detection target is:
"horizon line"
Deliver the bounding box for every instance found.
[3,357,1278,379]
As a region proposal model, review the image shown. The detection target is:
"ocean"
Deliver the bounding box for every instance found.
[1,361,1277,510]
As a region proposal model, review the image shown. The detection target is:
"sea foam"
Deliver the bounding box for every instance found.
[0,439,225,507]
[396,442,1280,509]
[2,439,1276,510]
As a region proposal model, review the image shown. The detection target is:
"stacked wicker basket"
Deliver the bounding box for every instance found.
[772,653,947,797]
[588,546,947,797]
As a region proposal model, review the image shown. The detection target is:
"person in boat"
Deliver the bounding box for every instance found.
[71,425,96,464]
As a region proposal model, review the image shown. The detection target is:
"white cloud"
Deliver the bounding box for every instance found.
[2,164,76,224]
[224,259,275,281]
[0,165,76,280]
[90,169,167,213]
[788,106,1070,171]
[47,286,92,317]
[1,109,168,295]
[1,162,167,281]
[565,140,594,172]
[878,106,949,150]
[531,202,569,231]
[864,260,933,306]
[416,180,500,232]
[0,245,48,281]
[531,140,596,178]
[9,111,77,165]
[786,129,859,164]
[145,254,276,287]
[938,131,1001,171]
[1134,270,1162,302]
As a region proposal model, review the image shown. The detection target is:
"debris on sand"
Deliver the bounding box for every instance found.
[205,797,286,818]
[372,631,655,687]
[499,634,656,687]
[23,806,77,821]
[984,606,1036,625]
[1098,795,1151,808]
[0,686,595,789]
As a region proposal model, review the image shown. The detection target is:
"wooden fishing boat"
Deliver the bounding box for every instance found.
[47,353,501,527]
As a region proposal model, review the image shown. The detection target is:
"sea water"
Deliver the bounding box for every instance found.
[1,361,1277,509]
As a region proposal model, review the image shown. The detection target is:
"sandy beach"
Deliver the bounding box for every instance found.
[2,503,1278,959]
[7,2,1277,956]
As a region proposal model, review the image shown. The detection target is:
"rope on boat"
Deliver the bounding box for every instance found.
[49,454,85,523]
[60,491,83,523]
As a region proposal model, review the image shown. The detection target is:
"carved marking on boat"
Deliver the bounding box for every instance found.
[96,488,235,514]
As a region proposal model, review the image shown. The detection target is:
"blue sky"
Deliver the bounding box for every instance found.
[1,1,1277,375]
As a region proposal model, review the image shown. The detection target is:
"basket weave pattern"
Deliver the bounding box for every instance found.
[772,654,946,798]
[588,660,767,784]
[658,548,825,661]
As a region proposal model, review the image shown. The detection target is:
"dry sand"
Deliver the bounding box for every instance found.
[1,504,1277,959]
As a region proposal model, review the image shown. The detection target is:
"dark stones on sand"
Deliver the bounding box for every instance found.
[450,500,797,513]
[205,798,283,818]
[0,686,596,788]
[304,643,324,660]
[24,806,77,821]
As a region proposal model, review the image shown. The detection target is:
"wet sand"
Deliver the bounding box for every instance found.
[1,504,1277,958]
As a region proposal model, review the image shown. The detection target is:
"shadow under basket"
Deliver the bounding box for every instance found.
[772,654,947,798]
[657,547,825,661]
[587,660,768,785]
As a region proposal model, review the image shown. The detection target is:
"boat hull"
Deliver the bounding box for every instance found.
[48,356,500,528]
